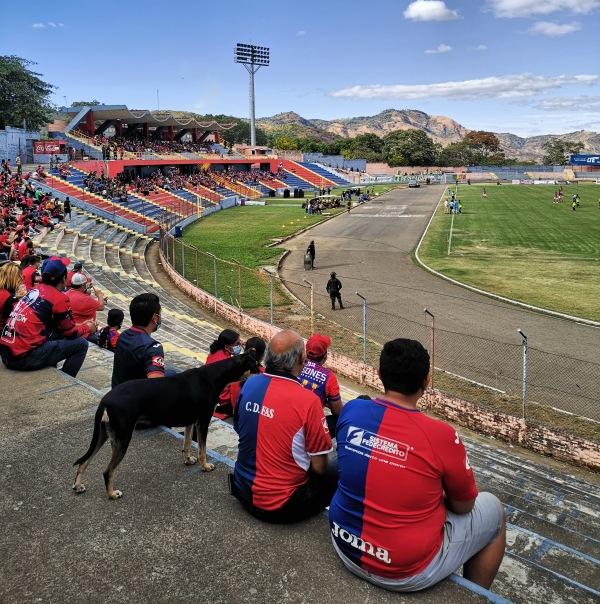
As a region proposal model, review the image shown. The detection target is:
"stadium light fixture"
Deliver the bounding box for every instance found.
[235,43,270,146]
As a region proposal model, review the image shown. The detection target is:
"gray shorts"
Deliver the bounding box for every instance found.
[332,491,504,593]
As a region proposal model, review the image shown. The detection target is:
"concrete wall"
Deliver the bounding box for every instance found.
[420,390,600,471]
[0,126,40,162]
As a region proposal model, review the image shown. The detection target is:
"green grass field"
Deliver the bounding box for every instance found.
[417,183,600,321]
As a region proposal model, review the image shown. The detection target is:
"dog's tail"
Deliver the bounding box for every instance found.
[73,401,106,467]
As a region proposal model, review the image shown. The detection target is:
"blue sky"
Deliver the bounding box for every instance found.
[3,0,599,138]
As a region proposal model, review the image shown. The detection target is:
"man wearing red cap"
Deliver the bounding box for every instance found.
[299,333,343,435]
[0,257,96,377]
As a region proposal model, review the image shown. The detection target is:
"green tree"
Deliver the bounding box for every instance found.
[0,55,55,130]
[463,131,505,164]
[345,133,384,162]
[271,135,299,150]
[383,129,438,166]
[437,141,475,166]
[542,138,584,165]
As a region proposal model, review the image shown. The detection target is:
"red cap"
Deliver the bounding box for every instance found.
[49,255,70,267]
[306,334,331,358]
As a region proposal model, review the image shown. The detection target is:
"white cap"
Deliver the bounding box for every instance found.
[71,273,88,287]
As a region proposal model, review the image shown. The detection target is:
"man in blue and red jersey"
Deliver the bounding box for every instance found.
[231,330,337,524]
[299,333,343,435]
[329,338,505,592]
[0,258,96,377]
[111,292,173,388]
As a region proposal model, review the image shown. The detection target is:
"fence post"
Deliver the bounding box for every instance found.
[356,292,367,365]
[181,239,185,279]
[263,268,274,325]
[423,308,435,389]
[207,252,218,298]
[518,329,528,419]
[303,279,314,335]
[195,249,199,286]
[232,258,242,309]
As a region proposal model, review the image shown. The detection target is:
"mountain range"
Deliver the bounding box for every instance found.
[256,109,599,162]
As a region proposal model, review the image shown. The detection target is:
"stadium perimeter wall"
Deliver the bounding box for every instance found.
[159,244,600,471]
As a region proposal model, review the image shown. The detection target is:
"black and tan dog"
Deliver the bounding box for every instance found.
[73,353,259,499]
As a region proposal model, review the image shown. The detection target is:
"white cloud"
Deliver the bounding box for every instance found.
[529,21,581,35]
[474,44,488,51]
[425,44,452,54]
[296,30,306,36]
[32,21,67,29]
[486,0,600,18]
[530,96,600,111]
[404,1,460,21]
[328,74,598,100]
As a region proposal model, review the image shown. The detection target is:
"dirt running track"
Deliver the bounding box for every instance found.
[279,186,600,420]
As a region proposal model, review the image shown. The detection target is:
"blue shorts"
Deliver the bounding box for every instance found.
[331,491,504,592]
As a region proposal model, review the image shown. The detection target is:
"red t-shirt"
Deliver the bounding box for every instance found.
[21,265,39,291]
[68,289,100,323]
[329,397,478,579]
[206,348,231,364]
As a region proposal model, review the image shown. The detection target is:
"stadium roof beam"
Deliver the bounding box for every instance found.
[58,105,235,136]
[234,43,270,147]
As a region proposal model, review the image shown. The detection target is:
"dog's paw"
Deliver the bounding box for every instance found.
[202,463,215,472]
[184,455,198,466]
[72,483,86,494]
[108,490,123,500]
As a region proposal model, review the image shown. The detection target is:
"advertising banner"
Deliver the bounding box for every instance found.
[33,140,66,154]
[570,154,600,166]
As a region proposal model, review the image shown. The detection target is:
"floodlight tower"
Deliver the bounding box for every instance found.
[234,43,270,147]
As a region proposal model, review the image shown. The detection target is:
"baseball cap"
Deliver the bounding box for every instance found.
[306,334,331,358]
[41,259,69,282]
[71,273,88,286]
[47,255,71,267]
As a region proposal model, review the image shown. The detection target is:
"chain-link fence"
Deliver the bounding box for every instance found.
[160,230,600,429]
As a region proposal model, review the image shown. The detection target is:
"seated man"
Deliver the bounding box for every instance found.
[329,338,505,592]
[299,333,342,435]
[231,330,336,524]
[69,273,106,342]
[0,258,96,377]
[111,292,174,388]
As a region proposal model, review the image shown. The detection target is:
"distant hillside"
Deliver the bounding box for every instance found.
[257,109,600,162]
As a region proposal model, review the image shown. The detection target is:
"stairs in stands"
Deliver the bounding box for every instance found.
[184,183,223,204]
[259,177,288,191]
[297,161,352,186]
[280,160,337,188]
[210,173,262,199]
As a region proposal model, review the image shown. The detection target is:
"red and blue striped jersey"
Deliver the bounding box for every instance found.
[329,397,478,578]
[233,370,333,511]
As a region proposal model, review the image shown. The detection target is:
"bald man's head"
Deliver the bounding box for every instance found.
[265,330,306,376]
